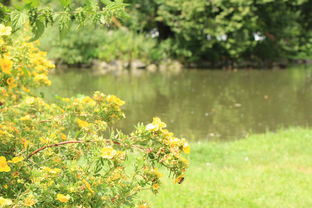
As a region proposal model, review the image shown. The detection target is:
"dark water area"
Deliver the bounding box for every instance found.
[40,68,312,141]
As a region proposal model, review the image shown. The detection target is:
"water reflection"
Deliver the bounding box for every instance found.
[39,68,312,141]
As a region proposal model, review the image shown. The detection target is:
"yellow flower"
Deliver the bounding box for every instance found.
[82,179,95,194]
[101,146,117,159]
[34,74,51,86]
[0,24,12,36]
[0,58,13,74]
[168,137,181,148]
[42,167,61,174]
[60,133,67,141]
[183,143,190,154]
[150,168,163,178]
[22,86,30,93]
[146,123,157,131]
[0,156,11,172]
[138,203,149,208]
[146,117,167,132]
[7,77,17,89]
[23,194,37,207]
[76,118,89,128]
[152,183,160,190]
[25,97,35,104]
[82,97,96,107]
[56,194,70,203]
[8,156,24,164]
[106,95,125,106]
[0,197,12,207]
[162,129,174,139]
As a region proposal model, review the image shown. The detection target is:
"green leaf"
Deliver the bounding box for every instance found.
[100,0,112,5]
[23,0,40,8]
[86,0,99,11]
[29,20,45,41]
[10,10,29,30]
[57,12,71,39]
[59,0,71,7]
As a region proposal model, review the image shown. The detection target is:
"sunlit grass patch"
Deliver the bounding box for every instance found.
[141,128,312,208]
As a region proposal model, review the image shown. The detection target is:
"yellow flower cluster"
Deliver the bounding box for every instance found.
[106,95,125,106]
[146,117,167,131]
[0,156,24,172]
[33,74,52,86]
[143,117,190,183]
[146,117,190,154]
[0,24,54,103]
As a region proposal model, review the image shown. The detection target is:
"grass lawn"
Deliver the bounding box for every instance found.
[141,128,312,208]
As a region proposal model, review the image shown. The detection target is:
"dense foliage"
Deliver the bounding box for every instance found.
[36,0,312,68]
[123,0,312,67]
[0,26,189,207]
[0,0,126,40]
[40,27,164,65]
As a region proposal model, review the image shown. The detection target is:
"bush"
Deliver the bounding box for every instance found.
[0,25,189,207]
[40,27,163,65]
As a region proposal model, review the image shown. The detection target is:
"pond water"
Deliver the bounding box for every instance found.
[40,67,312,141]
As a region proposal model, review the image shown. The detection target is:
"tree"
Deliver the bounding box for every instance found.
[125,0,312,67]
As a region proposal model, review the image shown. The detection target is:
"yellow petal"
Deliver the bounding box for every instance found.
[8,156,24,164]
[56,194,70,203]
[0,156,11,172]
[183,143,190,154]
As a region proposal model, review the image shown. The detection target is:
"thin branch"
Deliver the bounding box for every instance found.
[27,140,123,159]
[27,141,84,159]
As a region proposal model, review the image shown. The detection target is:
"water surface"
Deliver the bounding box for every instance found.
[40,68,312,141]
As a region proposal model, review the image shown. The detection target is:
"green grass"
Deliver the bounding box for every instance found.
[142,128,312,208]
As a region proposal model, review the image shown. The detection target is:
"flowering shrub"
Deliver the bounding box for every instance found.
[0,24,190,208]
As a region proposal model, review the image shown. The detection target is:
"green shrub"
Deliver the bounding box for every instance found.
[0,25,190,208]
[40,27,163,65]
[97,30,157,63]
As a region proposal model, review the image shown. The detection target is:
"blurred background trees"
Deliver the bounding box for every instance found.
[5,0,310,68]
[124,0,312,67]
